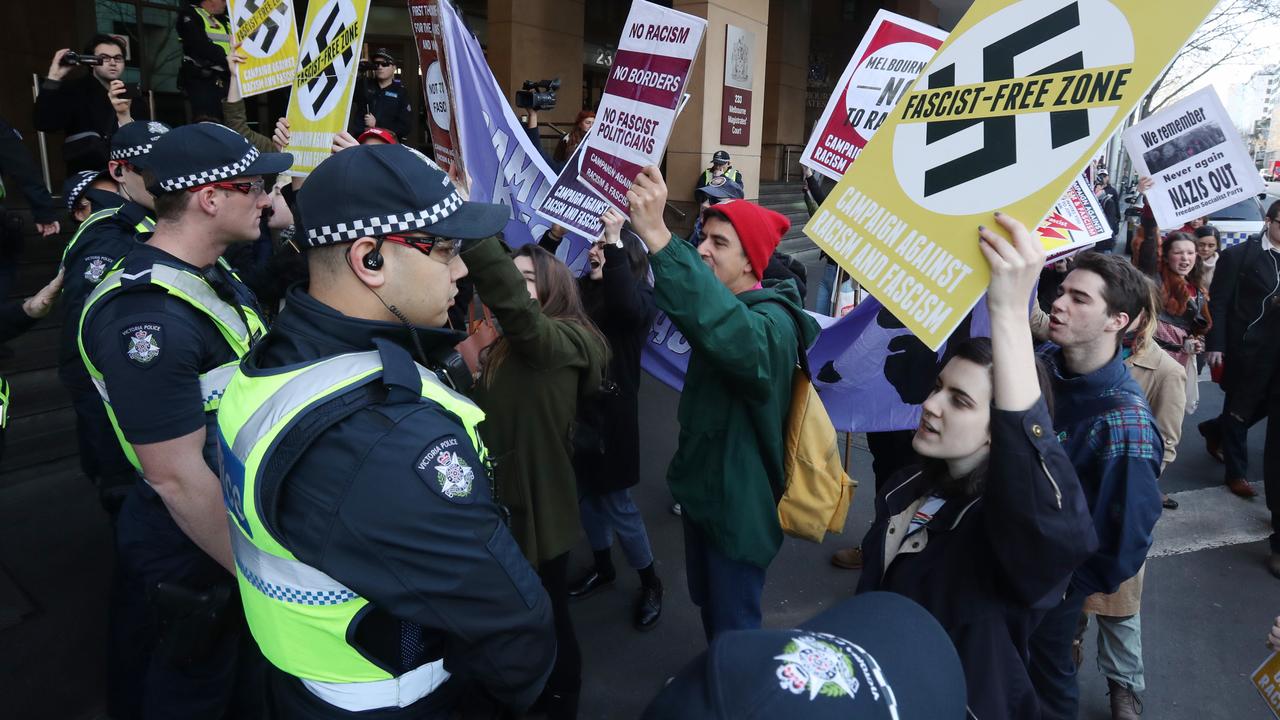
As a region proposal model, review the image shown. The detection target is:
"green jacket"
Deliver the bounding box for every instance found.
[650,237,820,568]
[465,236,608,564]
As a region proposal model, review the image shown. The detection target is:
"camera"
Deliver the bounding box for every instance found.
[516,78,560,111]
[59,51,105,67]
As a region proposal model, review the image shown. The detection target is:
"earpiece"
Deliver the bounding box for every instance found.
[363,250,383,270]
[113,165,124,179]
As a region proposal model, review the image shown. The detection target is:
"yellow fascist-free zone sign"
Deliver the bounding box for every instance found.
[230,0,299,97]
[804,0,1217,350]
[284,0,371,175]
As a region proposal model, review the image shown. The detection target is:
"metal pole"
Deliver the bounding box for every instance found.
[147,89,156,122]
[31,74,51,193]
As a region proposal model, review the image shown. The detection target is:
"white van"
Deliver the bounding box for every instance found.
[1207,195,1266,249]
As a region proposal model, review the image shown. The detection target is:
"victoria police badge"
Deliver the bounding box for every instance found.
[122,323,162,366]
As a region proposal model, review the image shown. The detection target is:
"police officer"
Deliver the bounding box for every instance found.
[0,269,64,460]
[60,121,170,509]
[178,0,232,121]
[63,168,120,223]
[694,149,743,204]
[348,48,415,142]
[79,122,290,718]
[216,144,555,718]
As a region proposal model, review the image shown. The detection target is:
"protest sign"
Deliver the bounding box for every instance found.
[284,0,370,176]
[1253,652,1280,718]
[804,0,1219,350]
[439,0,593,273]
[230,0,299,97]
[720,25,754,147]
[1123,86,1263,228]
[535,138,613,240]
[1037,173,1111,255]
[801,10,947,182]
[407,0,462,174]
[577,0,706,214]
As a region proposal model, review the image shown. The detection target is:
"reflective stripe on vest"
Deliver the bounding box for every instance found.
[194,7,232,51]
[61,208,155,267]
[217,350,487,707]
[78,259,265,473]
[0,376,9,429]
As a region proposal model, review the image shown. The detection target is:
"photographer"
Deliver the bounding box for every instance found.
[347,49,413,143]
[34,35,143,173]
[178,0,231,121]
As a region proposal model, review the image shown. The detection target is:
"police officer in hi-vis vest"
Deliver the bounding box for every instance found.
[79,122,290,718]
[59,121,168,512]
[179,0,232,121]
[216,144,555,718]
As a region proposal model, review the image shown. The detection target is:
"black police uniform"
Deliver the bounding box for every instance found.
[83,243,266,720]
[0,118,60,297]
[348,77,415,142]
[59,199,151,490]
[80,120,292,720]
[245,288,557,718]
[177,3,230,121]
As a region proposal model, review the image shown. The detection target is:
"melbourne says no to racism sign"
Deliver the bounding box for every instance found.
[804,0,1218,350]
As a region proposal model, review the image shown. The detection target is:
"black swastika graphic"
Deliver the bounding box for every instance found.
[923,2,1088,197]
[299,3,354,116]
[241,0,280,54]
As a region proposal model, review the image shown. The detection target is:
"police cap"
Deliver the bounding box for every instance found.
[144,122,293,195]
[296,144,507,248]
[110,120,171,170]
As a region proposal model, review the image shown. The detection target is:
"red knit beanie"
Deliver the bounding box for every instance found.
[708,200,790,280]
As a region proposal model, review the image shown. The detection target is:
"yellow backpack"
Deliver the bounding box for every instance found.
[774,312,856,543]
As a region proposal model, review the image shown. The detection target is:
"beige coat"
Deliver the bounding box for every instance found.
[1084,341,1186,616]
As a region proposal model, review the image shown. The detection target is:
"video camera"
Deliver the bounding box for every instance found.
[59,52,105,67]
[516,79,560,111]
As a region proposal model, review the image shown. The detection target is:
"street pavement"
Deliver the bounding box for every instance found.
[1,303,1276,720]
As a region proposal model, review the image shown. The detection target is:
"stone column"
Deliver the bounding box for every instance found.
[486,0,585,129]
[668,0,770,224]
[760,0,812,182]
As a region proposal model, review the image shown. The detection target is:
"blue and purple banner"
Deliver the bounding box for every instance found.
[440,2,593,271]
[642,298,989,433]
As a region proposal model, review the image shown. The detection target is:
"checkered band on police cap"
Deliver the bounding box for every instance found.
[65,171,100,210]
[305,190,464,246]
[159,146,261,192]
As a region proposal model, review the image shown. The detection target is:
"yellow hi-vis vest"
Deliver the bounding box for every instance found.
[77,257,266,473]
[194,6,232,54]
[217,347,489,711]
[61,206,156,270]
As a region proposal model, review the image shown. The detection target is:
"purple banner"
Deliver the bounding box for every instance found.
[440,1,593,272]
[641,297,990,433]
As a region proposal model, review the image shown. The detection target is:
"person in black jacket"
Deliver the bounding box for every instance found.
[348,49,415,143]
[0,269,63,459]
[1199,199,1280,576]
[177,0,231,121]
[543,211,664,631]
[1,117,62,299]
[35,35,144,173]
[857,212,1097,720]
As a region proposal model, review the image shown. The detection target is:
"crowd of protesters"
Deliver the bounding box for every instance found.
[0,7,1278,719]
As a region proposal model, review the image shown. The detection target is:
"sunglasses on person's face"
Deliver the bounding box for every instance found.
[188,178,266,196]
[373,60,392,68]
[381,233,461,264]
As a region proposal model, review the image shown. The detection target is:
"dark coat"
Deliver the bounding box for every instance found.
[1206,236,1280,408]
[857,400,1097,720]
[348,78,415,142]
[573,243,655,494]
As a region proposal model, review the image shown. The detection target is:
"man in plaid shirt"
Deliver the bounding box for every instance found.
[1026,252,1163,720]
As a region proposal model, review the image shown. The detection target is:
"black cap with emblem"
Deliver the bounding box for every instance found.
[642,592,966,720]
[712,150,731,164]
[295,144,508,248]
[144,122,293,195]
[110,120,171,170]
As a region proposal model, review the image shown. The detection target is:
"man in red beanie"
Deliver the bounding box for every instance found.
[626,166,819,641]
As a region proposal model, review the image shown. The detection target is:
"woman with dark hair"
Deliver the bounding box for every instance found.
[856,212,1097,720]
[555,210,665,630]
[1194,224,1220,291]
[554,110,596,164]
[462,237,609,720]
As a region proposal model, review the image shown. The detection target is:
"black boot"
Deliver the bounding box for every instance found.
[634,576,662,631]
[568,548,615,599]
